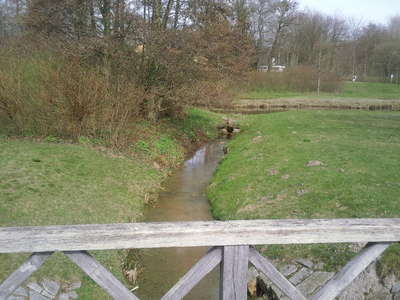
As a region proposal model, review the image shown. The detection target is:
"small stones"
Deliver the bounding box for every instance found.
[68,281,81,291]
[279,264,297,277]
[268,169,279,176]
[66,291,78,299]
[29,290,48,300]
[383,274,397,289]
[58,294,70,300]
[306,160,324,167]
[349,242,368,253]
[281,174,290,180]
[42,279,60,297]
[153,161,161,170]
[260,195,273,202]
[11,279,80,300]
[296,258,314,269]
[338,168,345,173]
[41,290,56,299]
[392,282,400,294]
[289,267,313,285]
[252,136,263,143]
[276,193,286,201]
[296,189,308,196]
[297,272,334,296]
[27,282,43,294]
[253,258,396,300]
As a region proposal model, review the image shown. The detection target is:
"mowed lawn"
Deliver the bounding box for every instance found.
[243,81,400,100]
[208,110,400,273]
[341,82,400,99]
[0,139,162,299]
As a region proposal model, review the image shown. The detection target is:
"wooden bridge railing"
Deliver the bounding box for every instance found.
[0,218,400,300]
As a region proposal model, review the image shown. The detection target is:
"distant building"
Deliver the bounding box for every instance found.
[257,65,286,72]
[257,56,286,72]
[271,65,286,72]
[258,65,269,72]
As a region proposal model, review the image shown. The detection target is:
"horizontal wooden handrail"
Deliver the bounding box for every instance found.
[1,218,400,254]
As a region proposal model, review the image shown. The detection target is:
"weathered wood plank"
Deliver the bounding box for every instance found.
[64,251,139,300]
[0,252,53,299]
[311,242,391,300]
[249,248,307,300]
[161,247,222,300]
[1,219,400,253]
[220,246,249,300]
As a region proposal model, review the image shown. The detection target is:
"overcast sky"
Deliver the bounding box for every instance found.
[297,0,400,25]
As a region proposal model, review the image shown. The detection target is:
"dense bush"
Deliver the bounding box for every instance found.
[0,47,144,147]
[0,20,253,145]
[243,65,343,94]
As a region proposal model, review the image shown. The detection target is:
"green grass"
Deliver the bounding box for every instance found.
[0,108,222,299]
[208,110,400,274]
[242,81,400,100]
[0,139,162,298]
[171,107,223,141]
[340,82,400,99]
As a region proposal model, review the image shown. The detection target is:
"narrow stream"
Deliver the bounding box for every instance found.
[136,141,225,300]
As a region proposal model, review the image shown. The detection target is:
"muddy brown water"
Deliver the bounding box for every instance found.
[136,141,225,300]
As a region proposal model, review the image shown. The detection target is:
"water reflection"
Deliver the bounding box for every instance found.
[136,142,224,299]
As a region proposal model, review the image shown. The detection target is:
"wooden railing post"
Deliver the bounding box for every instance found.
[0,219,399,300]
[219,245,249,300]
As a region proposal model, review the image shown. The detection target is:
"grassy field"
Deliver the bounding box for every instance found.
[0,108,222,299]
[340,82,400,99]
[208,110,400,275]
[243,81,400,100]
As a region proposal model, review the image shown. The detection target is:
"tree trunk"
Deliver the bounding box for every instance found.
[89,0,96,35]
[152,0,162,28]
[174,0,180,29]
[268,32,279,72]
[15,0,20,16]
[162,0,174,29]
[114,0,121,35]
[99,0,111,37]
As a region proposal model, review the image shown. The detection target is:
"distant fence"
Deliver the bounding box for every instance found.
[1,218,400,300]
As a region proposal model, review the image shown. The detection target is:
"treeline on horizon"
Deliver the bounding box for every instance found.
[0,0,399,145]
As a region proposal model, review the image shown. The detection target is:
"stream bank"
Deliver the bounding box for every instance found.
[135,141,225,299]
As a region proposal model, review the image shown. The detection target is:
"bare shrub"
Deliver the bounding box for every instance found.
[0,4,255,146]
[243,65,343,94]
[0,47,144,147]
[320,71,344,93]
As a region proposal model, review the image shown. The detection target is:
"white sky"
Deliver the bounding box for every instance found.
[297,0,400,25]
